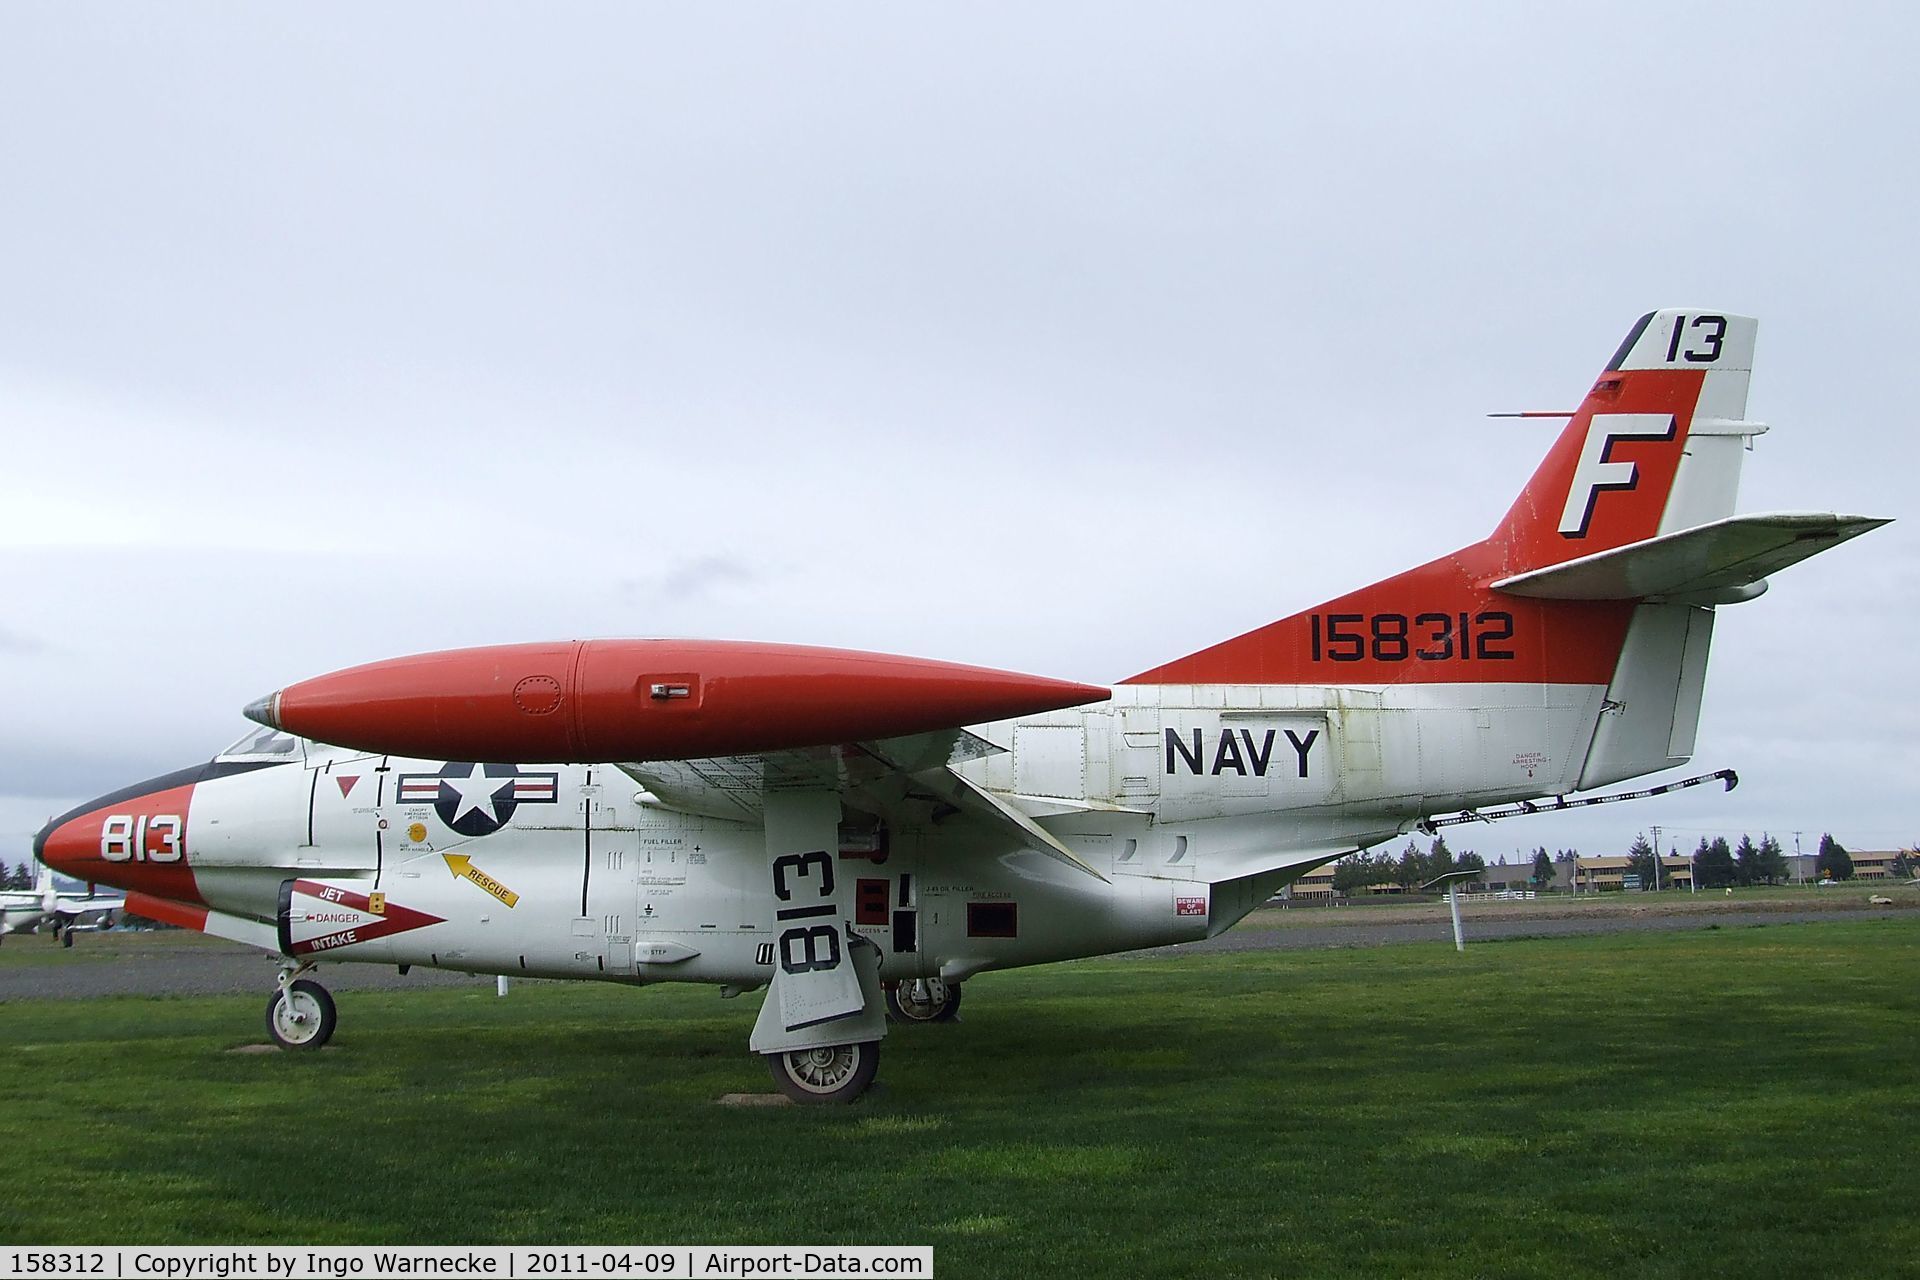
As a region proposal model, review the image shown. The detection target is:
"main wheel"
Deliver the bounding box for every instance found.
[765,1041,879,1104]
[886,977,961,1023]
[61,928,74,949]
[266,979,337,1051]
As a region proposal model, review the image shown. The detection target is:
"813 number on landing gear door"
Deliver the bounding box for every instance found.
[772,849,841,975]
[761,790,867,1032]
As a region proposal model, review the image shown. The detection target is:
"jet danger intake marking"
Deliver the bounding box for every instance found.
[285,880,445,957]
[395,762,559,837]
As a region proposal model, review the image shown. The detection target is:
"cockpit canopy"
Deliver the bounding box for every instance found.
[217,725,303,763]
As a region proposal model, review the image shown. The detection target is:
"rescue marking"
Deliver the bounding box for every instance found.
[442,853,521,907]
[335,775,360,798]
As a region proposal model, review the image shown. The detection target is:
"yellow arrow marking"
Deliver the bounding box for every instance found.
[442,853,520,908]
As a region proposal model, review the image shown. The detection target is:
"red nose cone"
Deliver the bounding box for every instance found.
[254,639,1109,763]
[35,778,203,904]
[36,816,89,880]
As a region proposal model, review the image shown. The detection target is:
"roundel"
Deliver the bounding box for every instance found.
[396,762,560,838]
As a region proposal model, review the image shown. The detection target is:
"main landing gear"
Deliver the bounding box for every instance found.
[266,964,337,1051]
[765,1041,881,1104]
[885,977,962,1023]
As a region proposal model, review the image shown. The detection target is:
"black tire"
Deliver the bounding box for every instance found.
[765,1041,880,1104]
[61,929,74,949]
[885,977,961,1023]
[266,978,337,1051]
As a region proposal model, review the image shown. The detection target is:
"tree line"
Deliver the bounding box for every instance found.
[1328,831,1911,896]
[1624,832,1791,888]
[2,860,38,890]
[1331,836,1486,893]
[1630,831,1911,886]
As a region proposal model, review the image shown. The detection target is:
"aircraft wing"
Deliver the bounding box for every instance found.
[617,728,999,821]
[617,727,1109,881]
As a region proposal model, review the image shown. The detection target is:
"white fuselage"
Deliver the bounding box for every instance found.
[167,674,1612,987]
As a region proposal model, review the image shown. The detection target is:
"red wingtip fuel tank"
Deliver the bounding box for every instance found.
[247,639,1110,763]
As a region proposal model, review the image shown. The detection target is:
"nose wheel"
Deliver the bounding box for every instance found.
[266,975,337,1051]
[885,977,962,1023]
[765,1040,880,1104]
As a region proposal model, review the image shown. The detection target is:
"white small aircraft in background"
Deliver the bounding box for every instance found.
[35,309,1888,1101]
[0,863,124,946]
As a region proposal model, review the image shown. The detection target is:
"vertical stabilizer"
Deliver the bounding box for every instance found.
[1486,310,1759,577]
[1124,312,1760,689]
[1121,309,1820,802]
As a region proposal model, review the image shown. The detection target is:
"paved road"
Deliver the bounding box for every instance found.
[1,902,1908,1001]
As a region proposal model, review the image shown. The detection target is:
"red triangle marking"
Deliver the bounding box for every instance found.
[336,776,360,798]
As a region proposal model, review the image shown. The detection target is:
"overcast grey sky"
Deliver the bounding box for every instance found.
[3,4,1915,867]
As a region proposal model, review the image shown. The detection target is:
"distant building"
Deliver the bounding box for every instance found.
[1833,850,1910,880]
[1572,855,1694,892]
[1786,849,1911,882]
[1289,864,1335,901]
[1481,859,1570,893]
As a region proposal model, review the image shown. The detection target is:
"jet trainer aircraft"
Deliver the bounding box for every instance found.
[36,310,1885,1101]
[1,863,123,946]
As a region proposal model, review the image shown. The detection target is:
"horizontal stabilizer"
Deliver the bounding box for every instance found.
[1491,512,1889,604]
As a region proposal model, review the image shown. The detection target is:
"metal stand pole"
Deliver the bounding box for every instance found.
[1448,883,1465,953]
[496,975,510,997]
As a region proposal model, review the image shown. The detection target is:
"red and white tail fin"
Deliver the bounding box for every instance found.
[1486,310,1760,576]
[1122,309,1877,723]
[1122,310,1755,689]
[1122,308,1884,798]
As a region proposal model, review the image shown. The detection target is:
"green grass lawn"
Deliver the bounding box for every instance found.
[2,920,1915,1278]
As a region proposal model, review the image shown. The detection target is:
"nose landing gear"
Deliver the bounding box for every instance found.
[266,964,337,1051]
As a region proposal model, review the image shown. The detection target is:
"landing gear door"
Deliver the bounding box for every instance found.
[764,792,864,1030]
